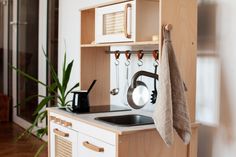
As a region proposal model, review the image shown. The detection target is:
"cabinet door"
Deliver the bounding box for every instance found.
[95,1,135,43]
[50,122,78,157]
[78,133,116,157]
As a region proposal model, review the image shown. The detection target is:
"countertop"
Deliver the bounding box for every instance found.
[47,107,199,135]
[47,107,158,135]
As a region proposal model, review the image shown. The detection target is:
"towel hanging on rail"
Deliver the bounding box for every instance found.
[153,26,191,146]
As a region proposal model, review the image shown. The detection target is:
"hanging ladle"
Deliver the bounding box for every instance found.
[123,50,131,105]
[110,51,120,95]
[137,50,144,81]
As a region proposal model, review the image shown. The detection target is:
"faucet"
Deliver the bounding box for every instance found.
[131,71,159,88]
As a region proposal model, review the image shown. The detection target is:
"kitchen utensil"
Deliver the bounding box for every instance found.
[110,51,120,95]
[151,65,158,104]
[127,71,158,109]
[87,80,97,94]
[137,50,144,81]
[151,50,159,104]
[123,51,131,105]
[69,80,97,113]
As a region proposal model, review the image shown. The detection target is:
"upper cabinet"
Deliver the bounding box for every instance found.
[79,0,197,123]
[95,0,159,43]
[95,1,136,43]
[81,0,159,46]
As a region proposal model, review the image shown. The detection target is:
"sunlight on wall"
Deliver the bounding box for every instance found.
[197,0,236,157]
[196,54,220,126]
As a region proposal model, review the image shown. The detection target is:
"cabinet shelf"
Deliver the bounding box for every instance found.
[80,41,159,48]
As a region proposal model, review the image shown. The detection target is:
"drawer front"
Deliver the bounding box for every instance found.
[49,112,76,129]
[49,112,116,145]
[73,120,116,145]
[78,133,116,157]
[50,122,78,157]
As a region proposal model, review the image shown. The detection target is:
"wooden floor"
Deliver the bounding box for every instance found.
[0,122,48,157]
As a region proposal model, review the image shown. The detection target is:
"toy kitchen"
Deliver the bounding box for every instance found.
[47,0,199,157]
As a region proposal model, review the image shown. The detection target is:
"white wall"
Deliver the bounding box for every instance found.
[58,0,111,101]
[38,0,48,129]
[197,0,236,156]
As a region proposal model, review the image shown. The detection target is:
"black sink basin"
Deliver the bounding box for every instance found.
[95,114,154,126]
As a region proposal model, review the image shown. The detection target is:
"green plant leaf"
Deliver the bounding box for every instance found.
[33,96,54,116]
[52,67,62,90]
[16,94,47,107]
[36,128,45,138]
[51,66,63,92]
[65,82,80,98]
[16,111,45,142]
[32,111,45,127]
[63,82,80,107]
[15,47,80,157]
[11,65,57,95]
[35,126,47,139]
[63,60,74,91]
[49,82,57,92]
[59,53,69,103]
[14,94,46,108]
[41,48,65,105]
[62,53,67,85]
[34,142,47,157]
[41,48,63,95]
[11,65,47,87]
[65,100,73,106]
[39,111,47,123]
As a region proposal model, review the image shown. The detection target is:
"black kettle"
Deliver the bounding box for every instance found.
[71,80,96,113]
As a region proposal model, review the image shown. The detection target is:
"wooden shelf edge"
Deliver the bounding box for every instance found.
[79,0,160,11]
[191,122,201,129]
[120,122,201,135]
[80,0,133,11]
[81,41,159,48]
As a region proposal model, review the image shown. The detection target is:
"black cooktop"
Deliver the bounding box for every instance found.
[60,105,131,114]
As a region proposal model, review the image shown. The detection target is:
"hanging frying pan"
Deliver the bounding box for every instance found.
[127,71,159,109]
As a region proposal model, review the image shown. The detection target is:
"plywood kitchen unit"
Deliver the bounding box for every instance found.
[48,0,199,157]
[47,108,199,157]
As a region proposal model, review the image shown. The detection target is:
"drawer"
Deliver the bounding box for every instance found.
[78,133,116,157]
[74,120,116,145]
[49,112,116,145]
[49,112,76,129]
[50,122,78,157]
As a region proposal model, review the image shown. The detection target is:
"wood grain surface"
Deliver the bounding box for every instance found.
[0,122,48,157]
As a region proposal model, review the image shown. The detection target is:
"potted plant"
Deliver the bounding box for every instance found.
[12,49,79,156]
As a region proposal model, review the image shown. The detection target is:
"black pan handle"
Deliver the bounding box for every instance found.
[87,80,96,94]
